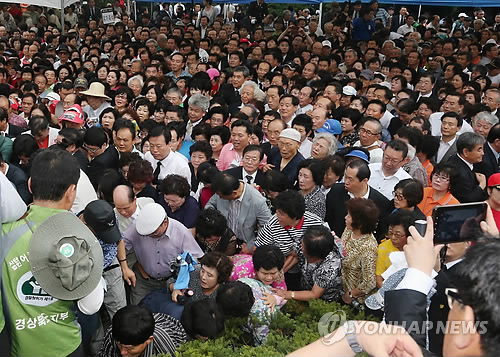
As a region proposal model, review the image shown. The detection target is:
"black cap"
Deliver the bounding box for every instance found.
[56,44,70,53]
[84,200,121,244]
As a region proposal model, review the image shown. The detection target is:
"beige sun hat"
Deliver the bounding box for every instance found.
[80,82,111,100]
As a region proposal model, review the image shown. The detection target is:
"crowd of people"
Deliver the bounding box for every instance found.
[1,1,500,356]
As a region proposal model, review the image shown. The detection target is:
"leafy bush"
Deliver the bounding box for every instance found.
[154,300,378,357]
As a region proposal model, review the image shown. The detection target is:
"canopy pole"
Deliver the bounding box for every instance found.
[319,3,323,27]
[61,0,65,34]
[418,5,422,19]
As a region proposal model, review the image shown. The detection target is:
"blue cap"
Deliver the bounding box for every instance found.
[316,119,341,135]
[345,149,370,163]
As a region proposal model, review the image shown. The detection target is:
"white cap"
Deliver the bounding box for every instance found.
[279,128,301,142]
[486,39,497,45]
[458,12,467,18]
[322,40,332,48]
[136,203,167,236]
[343,85,357,96]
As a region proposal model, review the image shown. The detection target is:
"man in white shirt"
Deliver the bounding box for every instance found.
[296,86,314,115]
[292,114,313,158]
[435,112,462,164]
[430,93,473,136]
[354,118,384,163]
[113,185,155,234]
[368,139,412,199]
[144,126,191,185]
[397,14,415,35]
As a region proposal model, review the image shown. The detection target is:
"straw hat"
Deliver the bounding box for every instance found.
[80,82,111,100]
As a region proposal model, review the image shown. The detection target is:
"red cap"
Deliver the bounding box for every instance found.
[488,173,500,187]
[240,38,250,45]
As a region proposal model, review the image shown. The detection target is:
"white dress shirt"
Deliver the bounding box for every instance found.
[368,162,412,200]
[242,168,257,184]
[299,139,313,158]
[436,136,457,163]
[145,150,191,185]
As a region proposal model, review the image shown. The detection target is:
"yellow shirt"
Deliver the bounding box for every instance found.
[376,239,400,276]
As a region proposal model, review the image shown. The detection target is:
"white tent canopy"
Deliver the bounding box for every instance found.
[7,0,79,10]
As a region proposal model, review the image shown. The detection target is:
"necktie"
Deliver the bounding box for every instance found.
[153,161,162,184]
[245,175,253,184]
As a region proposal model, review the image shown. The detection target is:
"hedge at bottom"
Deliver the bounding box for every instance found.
[154,299,379,357]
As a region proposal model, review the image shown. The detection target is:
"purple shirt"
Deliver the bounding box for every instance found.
[124,217,204,278]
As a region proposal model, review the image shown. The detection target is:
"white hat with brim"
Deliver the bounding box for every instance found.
[29,212,104,301]
[458,12,467,18]
[80,82,111,100]
[136,203,167,236]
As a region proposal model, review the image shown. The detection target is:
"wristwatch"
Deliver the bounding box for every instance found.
[343,321,363,353]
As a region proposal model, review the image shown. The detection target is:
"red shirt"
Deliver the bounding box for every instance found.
[37,136,49,149]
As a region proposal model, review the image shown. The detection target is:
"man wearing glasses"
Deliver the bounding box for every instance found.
[353,118,384,164]
[368,139,411,200]
[225,145,265,186]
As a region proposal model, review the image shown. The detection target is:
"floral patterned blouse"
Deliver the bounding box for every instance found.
[303,186,326,220]
[238,277,287,345]
[339,228,378,303]
[340,131,360,147]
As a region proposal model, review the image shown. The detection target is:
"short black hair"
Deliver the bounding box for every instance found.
[231,119,253,134]
[322,154,345,178]
[113,118,137,139]
[212,171,240,196]
[297,158,325,187]
[195,208,228,239]
[292,114,313,134]
[181,299,224,339]
[189,140,213,159]
[216,281,255,317]
[345,198,380,234]
[199,251,234,283]
[112,305,154,346]
[441,111,463,128]
[197,162,219,185]
[386,209,416,237]
[346,159,370,181]
[303,225,335,260]
[84,126,108,147]
[159,174,190,198]
[243,144,264,161]
[30,148,80,202]
[394,178,424,208]
[253,245,285,271]
[149,125,172,145]
[272,190,305,220]
[210,125,231,145]
[386,139,409,159]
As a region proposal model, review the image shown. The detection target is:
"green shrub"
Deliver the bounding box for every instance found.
[153,300,378,357]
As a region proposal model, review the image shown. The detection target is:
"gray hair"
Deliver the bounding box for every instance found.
[188,94,210,111]
[240,81,266,102]
[474,111,499,127]
[234,66,250,77]
[146,39,158,46]
[312,133,338,155]
[457,132,486,155]
[127,75,144,87]
[166,87,182,98]
[345,49,358,58]
[382,40,396,49]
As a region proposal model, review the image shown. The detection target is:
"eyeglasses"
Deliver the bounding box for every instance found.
[243,156,260,163]
[445,288,464,309]
[392,191,405,201]
[387,228,406,239]
[383,155,404,165]
[432,174,450,182]
[359,127,380,136]
[83,144,100,154]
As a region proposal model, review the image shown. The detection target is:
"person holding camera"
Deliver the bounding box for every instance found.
[140,252,233,321]
[122,203,204,305]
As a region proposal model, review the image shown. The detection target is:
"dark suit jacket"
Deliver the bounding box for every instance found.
[475,142,498,179]
[215,83,242,113]
[6,163,31,204]
[83,6,101,22]
[449,154,487,203]
[432,137,457,165]
[85,146,119,189]
[6,124,25,139]
[325,183,391,238]
[269,147,305,188]
[390,14,406,33]
[225,166,265,186]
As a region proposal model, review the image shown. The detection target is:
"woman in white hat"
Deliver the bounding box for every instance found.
[80,82,112,125]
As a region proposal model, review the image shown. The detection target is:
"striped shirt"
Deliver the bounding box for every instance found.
[99,313,187,357]
[255,211,324,257]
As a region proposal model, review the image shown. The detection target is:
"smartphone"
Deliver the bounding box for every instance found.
[432,202,487,244]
